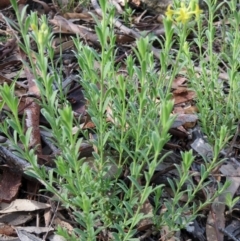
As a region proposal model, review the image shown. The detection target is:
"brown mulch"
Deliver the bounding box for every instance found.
[0,0,239,240]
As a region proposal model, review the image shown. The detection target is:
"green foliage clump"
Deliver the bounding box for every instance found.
[0,0,239,240]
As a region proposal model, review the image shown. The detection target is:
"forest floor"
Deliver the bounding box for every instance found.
[0,0,240,240]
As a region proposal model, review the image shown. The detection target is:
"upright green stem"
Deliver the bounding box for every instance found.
[167,24,188,93]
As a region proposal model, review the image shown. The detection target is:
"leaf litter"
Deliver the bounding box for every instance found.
[0,0,239,240]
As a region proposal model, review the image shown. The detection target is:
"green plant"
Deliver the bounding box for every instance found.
[183,0,240,143]
[0,34,10,43]
[0,0,237,240]
[122,2,135,26]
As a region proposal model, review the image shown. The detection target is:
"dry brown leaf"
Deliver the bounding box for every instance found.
[0,60,22,71]
[0,200,50,213]
[49,16,99,46]
[171,114,198,129]
[184,105,199,114]
[206,163,240,241]
[0,224,15,236]
[173,90,196,105]
[206,210,222,241]
[53,40,74,55]
[53,217,74,234]
[129,0,140,7]
[18,48,42,155]
[0,167,22,202]
[0,212,34,226]
[173,106,185,114]
[0,39,18,60]
[15,226,53,234]
[172,76,187,89]
[81,119,96,129]
[173,87,188,94]
[206,162,240,241]
[137,199,153,229]
[15,229,42,241]
[44,209,52,227]
[63,12,94,21]
[116,34,135,44]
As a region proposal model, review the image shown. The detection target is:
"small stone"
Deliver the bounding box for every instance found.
[0,136,7,143]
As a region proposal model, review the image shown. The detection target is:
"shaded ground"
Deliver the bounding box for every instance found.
[0,0,240,240]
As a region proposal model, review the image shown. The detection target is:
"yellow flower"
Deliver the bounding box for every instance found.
[165,5,174,21]
[175,3,192,24]
[31,24,38,32]
[40,23,48,32]
[193,4,203,20]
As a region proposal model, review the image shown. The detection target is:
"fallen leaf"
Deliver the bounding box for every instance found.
[184,105,198,114]
[0,224,15,236]
[15,229,42,241]
[63,12,94,21]
[137,199,153,229]
[49,16,99,46]
[172,76,187,89]
[0,167,22,202]
[173,90,196,105]
[53,217,74,234]
[0,212,34,226]
[206,163,240,241]
[171,114,198,129]
[15,226,53,234]
[47,234,67,241]
[0,200,50,213]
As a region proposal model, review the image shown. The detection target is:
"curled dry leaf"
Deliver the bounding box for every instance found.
[0,199,50,214]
